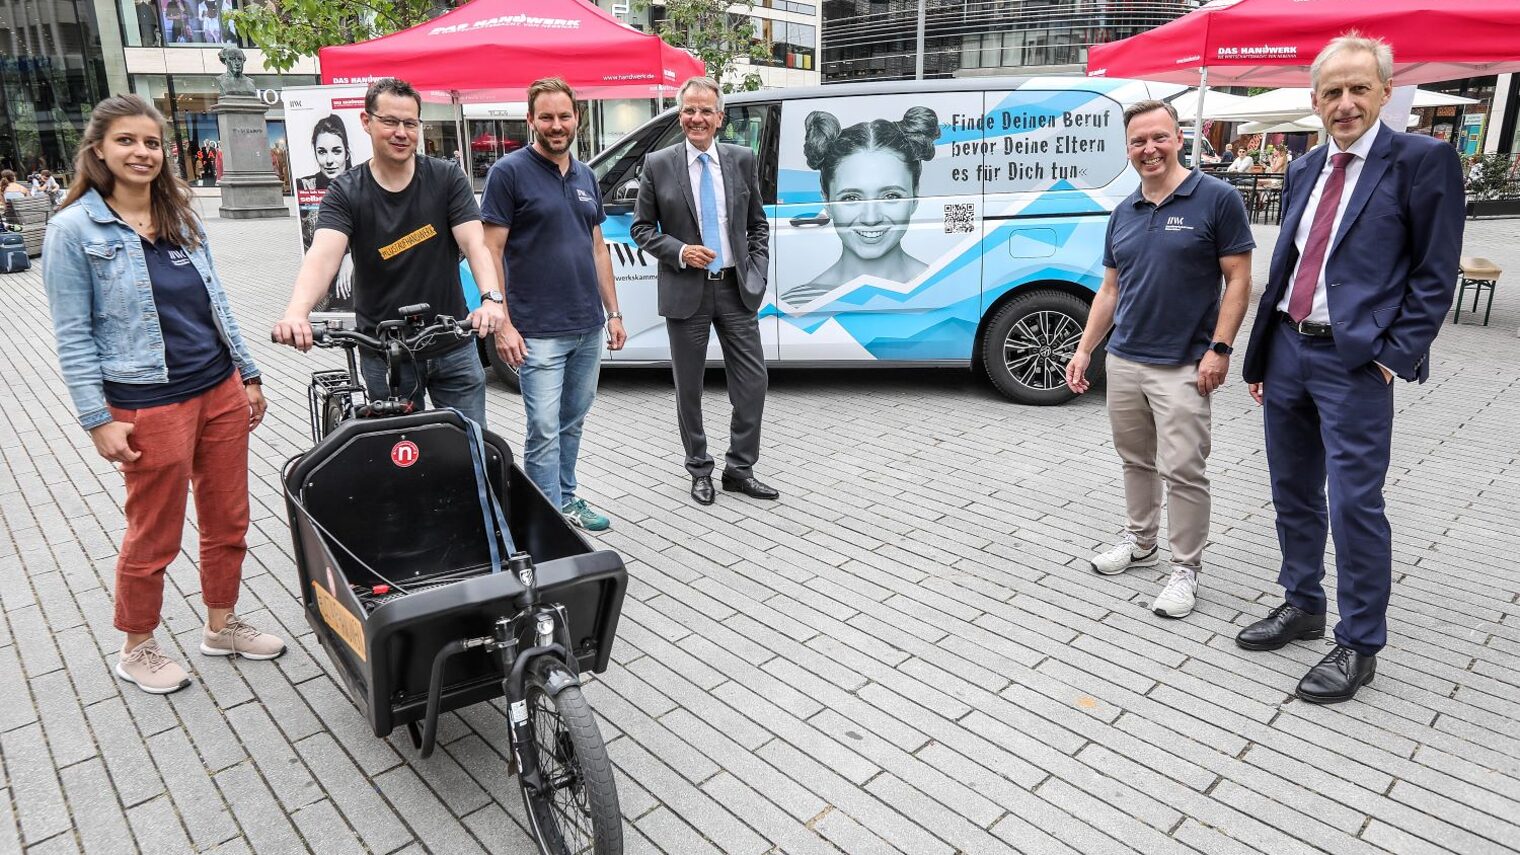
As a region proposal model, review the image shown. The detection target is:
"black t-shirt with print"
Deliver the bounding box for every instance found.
[316,155,480,338]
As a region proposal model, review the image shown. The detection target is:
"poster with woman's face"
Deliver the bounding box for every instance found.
[283,85,372,313]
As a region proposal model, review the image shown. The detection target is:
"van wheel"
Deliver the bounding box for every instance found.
[980,291,1097,405]
[482,334,521,393]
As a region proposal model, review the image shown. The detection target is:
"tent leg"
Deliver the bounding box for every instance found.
[1191,67,1208,168]
[453,92,470,184]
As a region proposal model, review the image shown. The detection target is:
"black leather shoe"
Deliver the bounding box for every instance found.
[1236,603,1326,651]
[690,475,715,506]
[1297,645,1376,704]
[720,473,779,500]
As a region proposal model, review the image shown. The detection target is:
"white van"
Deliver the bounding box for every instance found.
[480,76,1180,404]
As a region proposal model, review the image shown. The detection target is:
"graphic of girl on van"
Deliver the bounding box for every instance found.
[785,106,939,306]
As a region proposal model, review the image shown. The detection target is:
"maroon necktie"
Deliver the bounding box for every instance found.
[1288,152,1356,323]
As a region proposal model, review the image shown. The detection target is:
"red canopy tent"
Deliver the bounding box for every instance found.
[1087,0,1520,163]
[1086,0,1520,87]
[318,0,705,102]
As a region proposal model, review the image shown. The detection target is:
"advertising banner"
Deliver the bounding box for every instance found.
[282,84,372,313]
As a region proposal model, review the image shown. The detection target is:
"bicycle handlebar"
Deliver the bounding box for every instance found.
[272,314,477,354]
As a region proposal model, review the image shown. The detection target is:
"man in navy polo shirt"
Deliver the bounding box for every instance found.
[1065,99,1254,620]
[482,77,625,532]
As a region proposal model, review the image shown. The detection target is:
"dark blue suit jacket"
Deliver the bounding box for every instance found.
[1241,127,1465,384]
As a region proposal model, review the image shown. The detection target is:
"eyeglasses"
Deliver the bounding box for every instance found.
[680,107,720,119]
[370,114,423,132]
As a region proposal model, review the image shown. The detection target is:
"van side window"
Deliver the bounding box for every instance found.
[721,103,779,204]
[594,117,684,196]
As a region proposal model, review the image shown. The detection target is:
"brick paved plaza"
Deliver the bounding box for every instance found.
[1,205,1518,854]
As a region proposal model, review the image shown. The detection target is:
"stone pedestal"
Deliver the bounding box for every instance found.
[213,95,289,220]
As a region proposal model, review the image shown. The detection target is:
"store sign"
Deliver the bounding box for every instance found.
[255,88,281,106]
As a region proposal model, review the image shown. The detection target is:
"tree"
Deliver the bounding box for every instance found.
[635,0,771,92]
[226,0,447,73]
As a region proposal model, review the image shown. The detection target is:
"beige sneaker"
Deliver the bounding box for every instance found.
[116,638,192,695]
[200,614,286,661]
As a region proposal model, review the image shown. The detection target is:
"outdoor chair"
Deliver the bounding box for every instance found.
[3,195,51,257]
[1454,257,1502,325]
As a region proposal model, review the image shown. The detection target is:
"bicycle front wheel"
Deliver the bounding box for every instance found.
[519,660,621,855]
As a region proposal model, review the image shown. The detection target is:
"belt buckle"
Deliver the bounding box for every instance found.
[706,268,725,280]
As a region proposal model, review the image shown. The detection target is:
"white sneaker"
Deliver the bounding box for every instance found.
[1152,565,1198,619]
[1089,533,1160,575]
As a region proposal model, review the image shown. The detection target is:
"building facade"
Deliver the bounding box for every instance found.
[821,0,1198,81]
[1,0,112,176]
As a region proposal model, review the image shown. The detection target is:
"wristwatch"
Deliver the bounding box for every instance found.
[243,376,262,386]
[481,291,504,304]
[1209,341,1234,355]
[606,311,623,321]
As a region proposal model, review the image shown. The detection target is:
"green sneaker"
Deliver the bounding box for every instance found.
[561,498,611,532]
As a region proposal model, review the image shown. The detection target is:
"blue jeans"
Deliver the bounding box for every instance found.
[359,340,486,427]
[519,330,602,509]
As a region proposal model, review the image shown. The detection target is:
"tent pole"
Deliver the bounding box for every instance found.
[453,91,470,186]
[1191,67,1207,168]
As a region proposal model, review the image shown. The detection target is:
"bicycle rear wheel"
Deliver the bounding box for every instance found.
[519,660,621,855]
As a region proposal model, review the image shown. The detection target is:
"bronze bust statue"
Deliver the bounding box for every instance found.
[215,45,258,97]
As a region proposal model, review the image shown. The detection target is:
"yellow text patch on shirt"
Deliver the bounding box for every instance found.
[378,224,438,260]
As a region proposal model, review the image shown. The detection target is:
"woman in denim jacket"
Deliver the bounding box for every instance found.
[43,94,285,694]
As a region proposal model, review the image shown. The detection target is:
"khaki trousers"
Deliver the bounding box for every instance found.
[1105,354,1212,568]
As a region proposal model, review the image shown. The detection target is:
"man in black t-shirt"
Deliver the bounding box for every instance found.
[273,78,506,427]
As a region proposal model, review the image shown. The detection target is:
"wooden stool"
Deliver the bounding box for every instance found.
[1455,257,1501,325]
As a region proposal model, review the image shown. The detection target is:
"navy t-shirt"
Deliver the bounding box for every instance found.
[104,236,233,409]
[1102,170,1255,365]
[480,146,607,338]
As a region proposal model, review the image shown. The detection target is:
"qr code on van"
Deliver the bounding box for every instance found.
[943,203,975,234]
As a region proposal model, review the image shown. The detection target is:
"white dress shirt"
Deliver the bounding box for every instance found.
[680,140,734,270]
[1278,121,1381,324]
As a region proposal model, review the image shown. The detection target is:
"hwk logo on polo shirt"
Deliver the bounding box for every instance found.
[576,188,594,203]
[1165,216,1194,232]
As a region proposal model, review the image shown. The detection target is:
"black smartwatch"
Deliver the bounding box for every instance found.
[1209,341,1234,355]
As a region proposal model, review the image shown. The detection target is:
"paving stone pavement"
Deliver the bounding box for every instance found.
[1,201,1518,855]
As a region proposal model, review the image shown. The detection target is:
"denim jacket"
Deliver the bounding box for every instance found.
[42,188,260,430]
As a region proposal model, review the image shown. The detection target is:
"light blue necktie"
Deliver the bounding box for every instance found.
[697,152,724,273]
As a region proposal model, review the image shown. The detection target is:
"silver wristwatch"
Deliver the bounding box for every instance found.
[606,311,623,321]
[481,291,504,304]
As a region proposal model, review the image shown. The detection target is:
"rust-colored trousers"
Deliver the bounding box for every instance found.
[109,373,249,633]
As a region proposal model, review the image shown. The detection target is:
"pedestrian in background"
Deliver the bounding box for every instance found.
[481,77,626,531]
[1065,98,1254,619]
[42,94,284,695]
[1237,33,1465,704]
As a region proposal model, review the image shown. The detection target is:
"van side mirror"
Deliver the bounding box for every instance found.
[605,178,639,213]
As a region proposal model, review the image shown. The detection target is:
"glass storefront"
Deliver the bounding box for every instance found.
[132,73,316,187]
[0,1,110,177]
[116,0,265,47]
[1408,76,1497,156]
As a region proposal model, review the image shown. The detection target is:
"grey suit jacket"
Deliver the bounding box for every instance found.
[629,141,769,319]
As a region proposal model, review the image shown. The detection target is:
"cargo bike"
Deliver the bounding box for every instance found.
[280,305,627,855]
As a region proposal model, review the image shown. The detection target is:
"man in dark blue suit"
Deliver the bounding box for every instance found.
[1236,33,1465,704]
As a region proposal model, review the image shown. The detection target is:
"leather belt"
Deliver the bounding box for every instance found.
[706,267,735,281]
[1278,311,1334,338]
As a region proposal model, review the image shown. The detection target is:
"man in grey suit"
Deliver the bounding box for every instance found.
[631,76,777,506]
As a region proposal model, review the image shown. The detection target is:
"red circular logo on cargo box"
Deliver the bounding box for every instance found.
[391,440,420,468]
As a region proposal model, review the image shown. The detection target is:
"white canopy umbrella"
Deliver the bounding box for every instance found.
[1206,86,1477,122]
[1239,117,1322,135]
[1168,88,1254,124]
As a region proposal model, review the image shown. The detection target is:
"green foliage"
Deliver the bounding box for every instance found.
[633,0,771,91]
[1463,152,1520,201]
[226,0,445,73]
